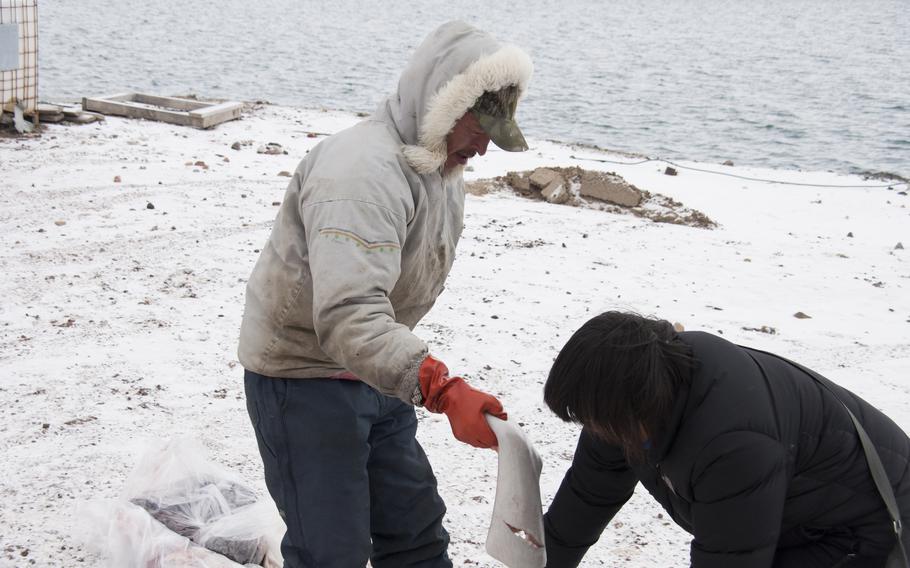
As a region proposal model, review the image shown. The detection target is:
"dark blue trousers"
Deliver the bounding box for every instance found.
[244,370,452,568]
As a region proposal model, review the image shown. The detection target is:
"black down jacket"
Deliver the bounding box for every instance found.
[544,331,910,567]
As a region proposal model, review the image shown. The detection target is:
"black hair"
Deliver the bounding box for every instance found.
[544,311,694,462]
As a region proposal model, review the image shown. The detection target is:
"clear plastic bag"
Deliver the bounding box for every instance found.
[195,499,284,568]
[80,499,248,568]
[78,437,284,568]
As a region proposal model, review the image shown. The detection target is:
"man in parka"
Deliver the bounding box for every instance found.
[543,311,910,568]
[238,21,533,568]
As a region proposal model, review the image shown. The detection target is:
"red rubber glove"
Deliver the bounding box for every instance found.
[419,355,507,449]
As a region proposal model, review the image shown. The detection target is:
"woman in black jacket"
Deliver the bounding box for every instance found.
[543,311,910,568]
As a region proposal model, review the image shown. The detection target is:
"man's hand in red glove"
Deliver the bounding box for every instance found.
[418,355,507,449]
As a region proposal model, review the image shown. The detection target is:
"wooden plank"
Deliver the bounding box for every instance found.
[61,106,83,118]
[82,96,194,127]
[37,103,63,113]
[37,103,65,122]
[188,101,244,128]
[98,92,138,102]
[81,93,243,129]
[133,93,207,112]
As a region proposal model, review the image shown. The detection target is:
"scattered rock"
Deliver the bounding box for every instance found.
[489,166,715,228]
[529,168,561,190]
[146,202,155,210]
[896,242,904,250]
[579,170,642,207]
[664,166,678,176]
[793,311,812,319]
[113,176,121,183]
[742,325,777,334]
[722,160,734,166]
[307,132,318,138]
[512,238,546,248]
[278,171,292,177]
[64,416,97,426]
[541,178,570,204]
[847,232,854,237]
[231,141,242,150]
[465,180,493,196]
[194,160,209,170]
[257,142,287,155]
[271,201,281,206]
[54,220,65,226]
[505,171,531,193]
[860,170,910,184]
[672,322,685,332]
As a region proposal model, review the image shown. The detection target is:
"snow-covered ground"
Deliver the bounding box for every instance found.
[0,104,907,567]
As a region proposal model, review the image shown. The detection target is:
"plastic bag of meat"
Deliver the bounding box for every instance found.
[80,499,247,568]
[77,437,284,568]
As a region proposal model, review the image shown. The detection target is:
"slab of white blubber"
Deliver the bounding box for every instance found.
[485,416,546,568]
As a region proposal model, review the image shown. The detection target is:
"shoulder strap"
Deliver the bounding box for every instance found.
[742,346,908,566]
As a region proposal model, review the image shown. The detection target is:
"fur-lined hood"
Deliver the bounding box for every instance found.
[380,21,533,175]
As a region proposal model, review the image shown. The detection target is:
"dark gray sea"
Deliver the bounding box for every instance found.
[38,0,910,176]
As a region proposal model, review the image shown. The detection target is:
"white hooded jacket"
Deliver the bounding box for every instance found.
[238,21,533,402]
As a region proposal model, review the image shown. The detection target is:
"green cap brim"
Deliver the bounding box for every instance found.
[473,111,529,152]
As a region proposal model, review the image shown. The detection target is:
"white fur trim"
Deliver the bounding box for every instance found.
[404,44,533,174]
[402,145,447,176]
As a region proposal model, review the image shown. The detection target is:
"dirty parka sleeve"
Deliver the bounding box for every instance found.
[301,183,427,402]
[544,429,638,568]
